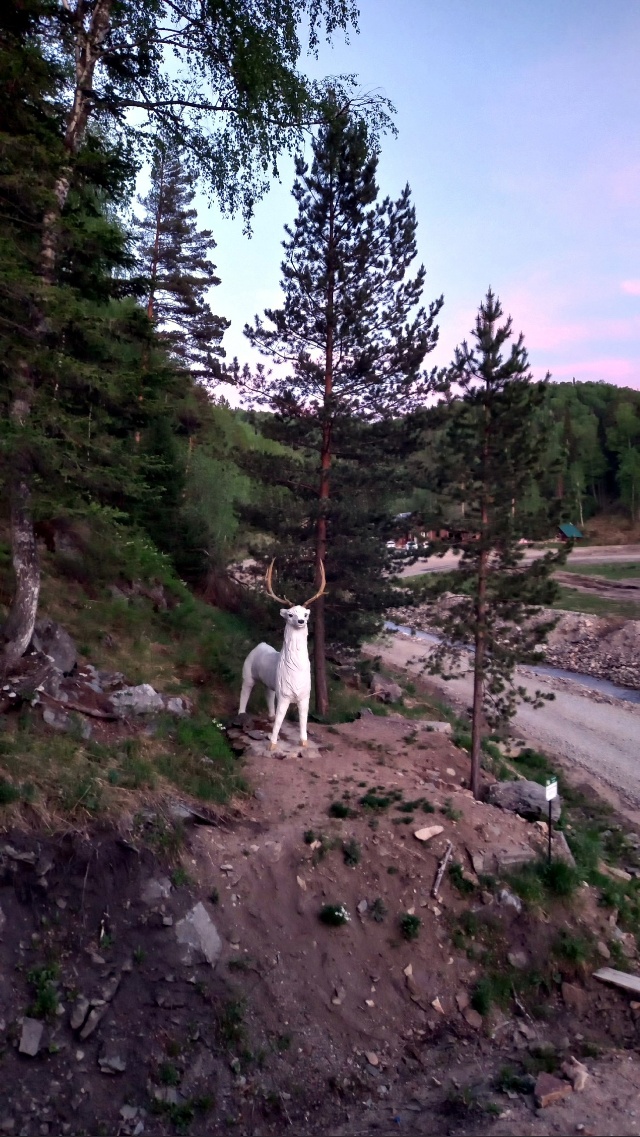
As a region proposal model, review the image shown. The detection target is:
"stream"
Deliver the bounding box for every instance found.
[384,621,640,706]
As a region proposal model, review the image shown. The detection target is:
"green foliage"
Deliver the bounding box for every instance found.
[506,858,582,906]
[441,798,462,822]
[449,862,475,894]
[399,913,421,941]
[319,903,350,927]
[156,714,245,803]
[328,801,352,819]
[27,964,60,1021]
[369,897,387,923]
[237,98,442,702]
[342,838,361,867]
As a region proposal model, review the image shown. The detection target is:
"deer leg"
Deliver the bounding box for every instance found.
[266,688,276,720]
[238,677,253,714]
[298,694,310,746]
[270,697,290,749]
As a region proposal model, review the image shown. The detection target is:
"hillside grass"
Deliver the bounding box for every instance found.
[552,585,640,621]
[562,561,640,580]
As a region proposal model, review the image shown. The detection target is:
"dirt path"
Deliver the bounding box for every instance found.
[368,632,640,814]
[402,543,640,577]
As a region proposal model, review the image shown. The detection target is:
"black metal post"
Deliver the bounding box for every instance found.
[548,799,552,865]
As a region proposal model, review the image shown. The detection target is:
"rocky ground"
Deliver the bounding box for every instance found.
[390,599,640,691]
[3,713,640,1136]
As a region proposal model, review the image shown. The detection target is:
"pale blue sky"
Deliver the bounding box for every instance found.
[197,0,640,391]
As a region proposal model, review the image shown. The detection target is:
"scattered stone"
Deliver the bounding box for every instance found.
[120,1106,138,1121]
[562,983,588,1016]
[109,683,164,716]
[596,940,611,960]
[332,987,346,1006]
[296,876,307,891]
[141,877,172,905]
[98,1042,127,1074]
[365,1052,379,1067]
[488,779,561,822]
[455,991,469,1012]
[431,997,445,1015]
[552,831,576,867]
[507,950,529,970]
[70,996,90,1031]
[561,1056,589,1092]
[445,767,456,777]
[174,902,222,967]
[369,674,403,703]
[31,619,77,674]
[463,1007,483,1030]
[534,1072,572,1108]
[599,862,632,882]
[79,1006,108,1040]
[42,706,72,732]
[611,926,637,959]
[468,850,484,875]
[357,899,368,914]
[165,696,190,716]
[422,721,452,734]
[414,825,444,843]
[497,887,523,913]
[403,964,413,977]
[19,1019,43,1056]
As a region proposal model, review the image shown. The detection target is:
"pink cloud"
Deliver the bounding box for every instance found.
[621,279,640,296]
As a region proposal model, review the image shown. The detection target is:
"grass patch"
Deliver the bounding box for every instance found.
[506,859,582,906]
[553,585,640,621]
[328,800,354,819]
[449,862,475,894]
[563,562,640,580]
[441,798,462,822]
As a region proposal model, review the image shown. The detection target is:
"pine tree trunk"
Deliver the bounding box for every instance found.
[313,171,336,718]
[1,0,114,669]
[470,548,487,800]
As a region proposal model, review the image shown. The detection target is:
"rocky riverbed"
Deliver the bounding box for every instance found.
[389,599,640,692]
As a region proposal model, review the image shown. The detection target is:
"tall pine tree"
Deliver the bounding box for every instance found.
[240,103,442,714]
[134,147,229,388]
[428,291,565,798]
[0,0,379,672]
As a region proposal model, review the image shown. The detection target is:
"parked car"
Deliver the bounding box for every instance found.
[385,540,396,549]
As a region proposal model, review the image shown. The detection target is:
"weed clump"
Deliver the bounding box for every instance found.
[399,913,421,941]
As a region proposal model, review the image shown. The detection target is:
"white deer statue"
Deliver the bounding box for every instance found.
[238,560,326,749]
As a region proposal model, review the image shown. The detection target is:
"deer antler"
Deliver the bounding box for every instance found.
[304,560,326,607]
[265,559,292,606]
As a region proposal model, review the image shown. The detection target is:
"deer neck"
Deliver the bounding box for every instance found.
[281,624,308,663]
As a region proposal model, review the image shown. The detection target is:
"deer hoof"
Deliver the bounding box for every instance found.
[300,740,308,747]
[270,743,277,751]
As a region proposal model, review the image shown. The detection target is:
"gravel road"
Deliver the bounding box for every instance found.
[368,631,640,807]
[402,542,640,577]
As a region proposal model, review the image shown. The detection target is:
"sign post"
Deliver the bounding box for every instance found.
[545,778,558,865]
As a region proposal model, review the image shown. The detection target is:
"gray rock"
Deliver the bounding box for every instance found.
[120,1106,138,1122]
[31,619,77,674]
[19,1018,44,1056]
[507,950,529,969]
[109,683,164,716]
[166,696,190,716]
[174,901,222,967]
[497,887,523,914]
[422,721,453,734]
[141,877,172,905]
[552,831,576,867]
[369,674,403,703]
[358,707,374,717]
[488,779,561,822]
[79,1005,108,1039]
[42,706,71,732]
[70,996,90,1031]
[98,1042,127,1074]
[0,904,5,936]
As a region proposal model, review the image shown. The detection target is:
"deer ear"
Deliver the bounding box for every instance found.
[280,608,289,618]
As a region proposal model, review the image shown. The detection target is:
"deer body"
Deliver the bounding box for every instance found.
[238,564,325,750]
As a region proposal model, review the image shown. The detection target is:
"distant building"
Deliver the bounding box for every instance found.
[558,522,584,540]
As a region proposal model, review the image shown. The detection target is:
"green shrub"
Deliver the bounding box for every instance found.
[319,904,350,927]
[399,913,421,941]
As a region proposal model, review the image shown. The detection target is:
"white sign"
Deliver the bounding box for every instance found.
[545,779,558,802]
